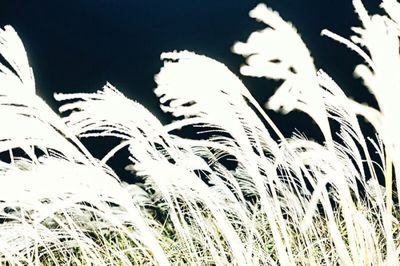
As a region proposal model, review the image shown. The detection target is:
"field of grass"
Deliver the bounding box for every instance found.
[0,0,399,265]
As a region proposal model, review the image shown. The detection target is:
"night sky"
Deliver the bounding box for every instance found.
[0,0,383,181]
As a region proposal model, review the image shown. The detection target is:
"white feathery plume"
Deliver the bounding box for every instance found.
[57,83,265,264]
[322,0,400,175]
[155,51,281,191]
[321,2,400,262]
[0,26,35,93]
[0,26,169,265]
[232,4,334,150]
[0,25,95,164]
[155,50,305,264]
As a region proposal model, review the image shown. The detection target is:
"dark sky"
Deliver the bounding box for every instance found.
[0,0,382,109]
[0,0,383,181]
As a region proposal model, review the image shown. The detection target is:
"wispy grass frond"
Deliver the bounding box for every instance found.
[323,0,400,170]
[232,3,334,153]
[0,26,169,265]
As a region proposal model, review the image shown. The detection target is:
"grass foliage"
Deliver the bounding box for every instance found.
[1,0,400,265]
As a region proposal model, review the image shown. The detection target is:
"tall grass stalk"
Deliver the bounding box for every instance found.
[0,0,399,265]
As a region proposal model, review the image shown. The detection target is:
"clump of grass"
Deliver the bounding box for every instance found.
[1,0,400,265]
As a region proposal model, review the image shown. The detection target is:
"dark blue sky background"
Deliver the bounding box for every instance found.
[0,0,381,109]
[0,0,382,181]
